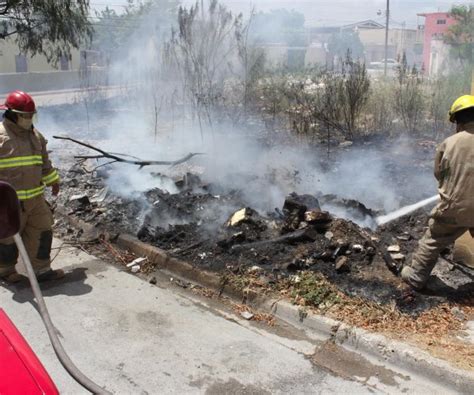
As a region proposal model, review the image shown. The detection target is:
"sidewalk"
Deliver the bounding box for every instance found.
[0,240,379,394]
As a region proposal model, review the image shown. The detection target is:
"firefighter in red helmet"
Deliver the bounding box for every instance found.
[0,90,64,283]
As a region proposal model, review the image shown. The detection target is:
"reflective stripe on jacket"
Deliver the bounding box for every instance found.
[0,118,59,200]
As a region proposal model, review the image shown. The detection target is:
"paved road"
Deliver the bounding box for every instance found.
[0,241,453,394]
[20,86,123,107]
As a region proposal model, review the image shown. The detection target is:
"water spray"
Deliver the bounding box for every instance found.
[375,195,439,226]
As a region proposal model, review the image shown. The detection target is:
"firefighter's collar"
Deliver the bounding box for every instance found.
[3,117,34,134]
[461,121,474,133]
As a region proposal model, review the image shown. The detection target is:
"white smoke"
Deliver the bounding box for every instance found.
[36,0,440,231]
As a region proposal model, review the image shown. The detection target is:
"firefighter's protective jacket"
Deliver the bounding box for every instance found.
[0,118,59,200]
[433,121,474,228]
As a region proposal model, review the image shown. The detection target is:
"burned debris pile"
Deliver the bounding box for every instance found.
[55,163,473,311]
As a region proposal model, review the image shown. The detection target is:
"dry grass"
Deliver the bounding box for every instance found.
[226,270,474,371]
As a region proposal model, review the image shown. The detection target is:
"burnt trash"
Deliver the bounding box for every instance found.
[231,227,319,252]
[280,258,305,272]
[351,244,364,253]
[335,256,350,273]
[278,227,319,244]
[69,193,90,205]
[312,250,334,262]
[137,226,155,242]
[174,172,204,191]
[220,208,272,251]
[272,207,285,220]
[68,194,91,214]
[283,192,321,214]
[282,192,321,232]
[66,178,79,188]
[331,242,350,260]
[304,210,332,231]
[226,207,259,227]
[225,207,268,234]
[304,210,330,223]
[217,231,247,249]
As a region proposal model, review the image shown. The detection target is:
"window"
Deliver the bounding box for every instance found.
[15,54,27,72]
[60,55,69,71]
[437,19,446,25]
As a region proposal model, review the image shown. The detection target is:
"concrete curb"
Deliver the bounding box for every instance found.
[116,234,474,394]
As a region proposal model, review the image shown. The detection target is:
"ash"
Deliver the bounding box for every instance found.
[54,163,473,315]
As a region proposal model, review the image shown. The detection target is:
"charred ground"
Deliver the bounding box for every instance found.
[46,110,472,317]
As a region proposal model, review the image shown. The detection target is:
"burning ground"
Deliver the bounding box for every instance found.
[47,113,473,315]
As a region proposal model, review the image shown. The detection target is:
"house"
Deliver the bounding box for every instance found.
[307,19,423,67]
[0,38,108,93]
[0,38,82,73]
[358,27,423,65]
[417,12,456,74]
[307,20,384,44]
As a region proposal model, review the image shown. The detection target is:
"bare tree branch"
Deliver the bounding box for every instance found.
[53,136,204,169]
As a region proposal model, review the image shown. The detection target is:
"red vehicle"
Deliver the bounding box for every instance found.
[0,308,59,394]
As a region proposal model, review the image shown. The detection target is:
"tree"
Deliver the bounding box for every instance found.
[165,0,247,128]
[339,51,370,137]
[327,30,365,62]
[444,5,474,66]
[0,0,92,64]
[394,53,424,133]
[91,0,178,61]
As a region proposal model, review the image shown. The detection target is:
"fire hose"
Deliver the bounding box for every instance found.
[13,233,112,394]
[0,181,110,394]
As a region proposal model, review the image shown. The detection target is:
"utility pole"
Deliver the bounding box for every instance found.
[471,8,474,94]
[471,69,474,95]
[384,0,390,76]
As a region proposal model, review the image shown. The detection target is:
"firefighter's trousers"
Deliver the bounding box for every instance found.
[408,217,471,288]
[0,196,53,277]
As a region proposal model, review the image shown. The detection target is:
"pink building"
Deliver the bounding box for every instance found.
[418,12,456,74]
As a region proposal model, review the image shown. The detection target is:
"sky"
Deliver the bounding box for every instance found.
[90,0,473,28]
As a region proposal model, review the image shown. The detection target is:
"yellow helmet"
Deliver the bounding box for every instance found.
[449,95,474,123]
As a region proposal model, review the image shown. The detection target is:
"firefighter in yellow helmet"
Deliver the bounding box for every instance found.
[0,91,64,283]
[401,95,474,290]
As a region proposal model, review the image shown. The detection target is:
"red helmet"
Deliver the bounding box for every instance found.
[0,90,36,114]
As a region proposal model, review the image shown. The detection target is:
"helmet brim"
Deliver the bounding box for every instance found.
[0,105,37,114]
[8,108,36,115]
